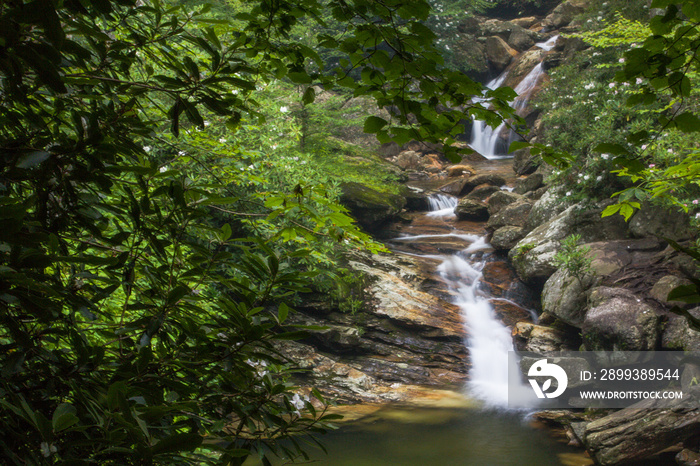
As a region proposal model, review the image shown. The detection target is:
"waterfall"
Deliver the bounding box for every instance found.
[436,246,531,409]
[427,193,458,218]
[469,36,556,159]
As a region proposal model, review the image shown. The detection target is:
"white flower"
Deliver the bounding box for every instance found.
[231,89,239,95]
[291,393,305,410]
[159,166,168,173]
[596,175,603,181]
[219,138,226,143]
[601,153,609,160]
[608,82,616,88]
[619,58,625,63]
[204,120,210,127]
[178,151,186,156]
[566,191,572,196]
[696,213,700,219]
[583,175,590,180]
[143,146,151,152]
[584,83,595,90]
[40,442,57,458]
[280,106,289,113]
[636,77,644,85]
[292,156,299,161]
[668,148,674,153]
[641,144,647,150]
[271,144,277,150]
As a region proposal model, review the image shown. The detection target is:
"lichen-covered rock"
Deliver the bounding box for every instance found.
[512,147,539,175]
[438,178,468,196]
[676,449,700,466]
[581,386,700,465]
[340,182,406,232]
[543,0,589,29]
[395,150,421,169]
[582,287,662,351]
[629,201,692,241]
[662,308,700,351]
[491,226,526,250]
[542,269,597,327]
[513,173,544,195]
[510,203,629,286]
[523,188,570,232]
[454,198,489,221]
[488,190,522,216]
[487,200,533,230]
[485,36,517,72]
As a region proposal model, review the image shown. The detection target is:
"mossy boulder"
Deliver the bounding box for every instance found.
[340,182,406,232]
[454,198,489,221]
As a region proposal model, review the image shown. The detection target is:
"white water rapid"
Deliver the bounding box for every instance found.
[427,193,458,218]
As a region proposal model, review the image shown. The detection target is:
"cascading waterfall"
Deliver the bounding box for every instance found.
[469,35,559,159]
[427,193,458,218]
[436,244,532,408]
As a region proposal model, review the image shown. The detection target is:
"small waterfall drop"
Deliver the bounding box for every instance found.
[535,35,559,51]
[427,194,458,218]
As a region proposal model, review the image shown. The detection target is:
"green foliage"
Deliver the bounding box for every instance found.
[0,0,520,463]
[553,234,593,283]
[513,242,535,259]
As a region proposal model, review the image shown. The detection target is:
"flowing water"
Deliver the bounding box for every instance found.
[247,194,588,465]
[469,35,557,158]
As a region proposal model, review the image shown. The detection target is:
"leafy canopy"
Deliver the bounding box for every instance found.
[0,0,521,464]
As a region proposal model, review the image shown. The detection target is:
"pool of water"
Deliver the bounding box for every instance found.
[246,406,591,466]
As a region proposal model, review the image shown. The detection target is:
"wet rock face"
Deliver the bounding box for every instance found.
[340,182,406,232]
[512,322,574,352]
[581,287,662,351]
[662,308,700,351]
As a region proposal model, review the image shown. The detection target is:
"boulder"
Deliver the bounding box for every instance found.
[513,322,571,352]
[651,275,693,307]
[487,200,533,230]
[510,16,538,29]
[512,147,539,175]
[513,173,544,195]
[485,36,518,72]
[438,178,468,196]
[467,184,500,201]
[523,188,570,232]
[450,35,490,81]
[491,226,526,251]
[508,26,536,51]
[629,202,692,241]
[403,188,431,212]
[543,0,589,29]
[662,308,700,351]
[395,150,421,169]
[510,203,629,286]
[524,186,547,201]
[340,182,406,232]
[581,387,700,465]
[542,269,597,327]
[480,19,515,39]
[488,190,522,215]
[447,164,476,177]
[454,198,489,221]
[582,287,662,351]
[461,173,507,196]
